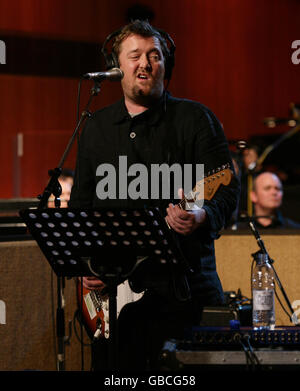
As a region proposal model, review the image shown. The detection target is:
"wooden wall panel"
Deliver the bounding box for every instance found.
[153,0,300,140]
[0,74,122,198]
[0,0,122,41]
[0,0,299,197]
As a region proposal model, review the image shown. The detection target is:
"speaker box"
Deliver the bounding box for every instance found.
[0,240,91,371]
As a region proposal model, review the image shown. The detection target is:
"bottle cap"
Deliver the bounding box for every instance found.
[256,252,269,264]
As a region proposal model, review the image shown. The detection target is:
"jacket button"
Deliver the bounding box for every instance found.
[129,131,136,139]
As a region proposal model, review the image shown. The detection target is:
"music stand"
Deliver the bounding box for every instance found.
[19,206,189,369]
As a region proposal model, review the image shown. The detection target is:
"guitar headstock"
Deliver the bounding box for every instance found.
[192,164,233,201]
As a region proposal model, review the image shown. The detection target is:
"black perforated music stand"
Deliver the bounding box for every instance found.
[19,206,189,369]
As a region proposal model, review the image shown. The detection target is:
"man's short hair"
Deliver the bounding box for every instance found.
[112,20,170,63]
[252,171,282,193]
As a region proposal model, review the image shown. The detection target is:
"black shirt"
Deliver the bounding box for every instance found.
[70,92,240,303]
[236,210,300,230]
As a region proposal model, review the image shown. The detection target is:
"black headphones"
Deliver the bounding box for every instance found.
[101,26,176,81]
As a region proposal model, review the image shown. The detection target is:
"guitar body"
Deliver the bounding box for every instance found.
[77,281,109,339]
[77,279,143,339]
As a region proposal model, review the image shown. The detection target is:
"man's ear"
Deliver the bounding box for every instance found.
[250,191,257,203]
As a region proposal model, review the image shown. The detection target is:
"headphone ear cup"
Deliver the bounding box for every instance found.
[157,28,175,81]
[110,51,120,69]
[164,53,174,80]
[164,48,175,80]
[101,29,122,70]
[103,52,119,70]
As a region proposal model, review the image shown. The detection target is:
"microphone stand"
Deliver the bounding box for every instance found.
[36,79,101,371]
[256,122,300,170]
[37,81,100,209]
[232,140,247,225]
[248,220,297,325]
[246,121,300,218]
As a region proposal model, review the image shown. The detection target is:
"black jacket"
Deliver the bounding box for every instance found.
[69,92,240,304]
[236,210,300,230]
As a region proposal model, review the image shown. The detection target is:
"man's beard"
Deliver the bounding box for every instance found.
[131,84,163,107]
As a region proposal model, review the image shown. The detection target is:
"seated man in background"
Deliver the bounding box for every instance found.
[246,171,300,229]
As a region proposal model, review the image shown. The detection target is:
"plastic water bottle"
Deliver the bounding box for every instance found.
[252,253,275,330]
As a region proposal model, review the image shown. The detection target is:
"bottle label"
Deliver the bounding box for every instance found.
[253,290,274,310]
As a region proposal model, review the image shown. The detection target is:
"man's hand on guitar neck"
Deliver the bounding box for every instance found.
[80,276,106,291]
[165,188,207,236]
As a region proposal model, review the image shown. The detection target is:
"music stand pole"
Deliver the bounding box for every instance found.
[106,278,119,369]
[56,276,66,370]
[35,80,101,370]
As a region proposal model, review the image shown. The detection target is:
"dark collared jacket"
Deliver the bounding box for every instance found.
[70,92,240,304]
[237,210,300,230]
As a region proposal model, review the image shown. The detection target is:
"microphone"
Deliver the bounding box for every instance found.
[248,220,267,255]
[236,140,247,150]
[82,67,124,82]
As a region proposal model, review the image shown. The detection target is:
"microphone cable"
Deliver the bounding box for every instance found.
[243,334,261,368]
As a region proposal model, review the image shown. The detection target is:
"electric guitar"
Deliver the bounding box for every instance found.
[77,279,143,340]
[77,164,233,338]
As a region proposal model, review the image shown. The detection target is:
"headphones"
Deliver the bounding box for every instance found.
[101,26,176,81]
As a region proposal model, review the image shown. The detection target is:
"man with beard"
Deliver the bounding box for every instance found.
[69,20,239,370]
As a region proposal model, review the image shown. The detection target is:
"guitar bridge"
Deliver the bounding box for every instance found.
[91,290,103,312]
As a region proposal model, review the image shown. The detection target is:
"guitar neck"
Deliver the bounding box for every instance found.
[178,163,232,210]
